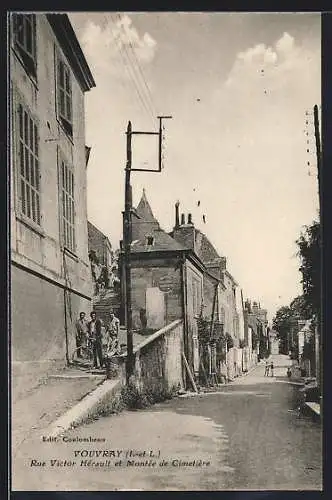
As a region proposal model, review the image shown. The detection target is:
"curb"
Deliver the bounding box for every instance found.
[45,378,122,438]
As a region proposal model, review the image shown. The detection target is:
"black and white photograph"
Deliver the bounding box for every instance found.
[9,11,322,491]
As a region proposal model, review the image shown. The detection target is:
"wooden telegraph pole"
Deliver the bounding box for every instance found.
[123,116,172,385]
[313,104,322,409]
[124,121,134,384]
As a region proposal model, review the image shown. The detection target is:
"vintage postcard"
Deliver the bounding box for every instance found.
[9,11,322,491]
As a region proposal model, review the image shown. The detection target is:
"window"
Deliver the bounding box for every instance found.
[17,101,40,225]
[192,279,201,316]
[56,53,73,137]
[146,236,154,246]
[60,157,75,251]
[12,14,37,79]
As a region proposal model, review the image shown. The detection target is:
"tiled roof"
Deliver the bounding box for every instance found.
[135,188,158,222]
[195,229,222,262]
[131,228,186,253]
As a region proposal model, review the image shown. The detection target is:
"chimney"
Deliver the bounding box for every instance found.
[180,213,185,225]
[175,201,180,228]
[187,213,193,225]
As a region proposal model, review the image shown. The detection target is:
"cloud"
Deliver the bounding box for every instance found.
[221,31,320,122]
[224,32,315,90]
[276,32,295,54]
[80,14,157,80]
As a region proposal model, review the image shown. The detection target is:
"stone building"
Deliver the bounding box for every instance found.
[120,190,243,383]
[170,204,243,345]
[10,13,95,386]
[88,221,114,290]
[268,328,280,355]
[88,221,113,269]
[243,300,269,360]
[120,190,204,380]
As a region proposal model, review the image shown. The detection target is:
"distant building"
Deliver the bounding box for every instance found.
[244,300,269,359]
[88,221,114,291]
[10,13,96,381]
[88,221,113,269]
[268,329,280,355]
[87,221,120,324]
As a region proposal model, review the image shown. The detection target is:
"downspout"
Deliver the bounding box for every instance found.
[62,251,70,366]
[63,289,70,366]
[180,255,189,389]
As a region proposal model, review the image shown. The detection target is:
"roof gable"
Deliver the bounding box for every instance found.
[135,188,158,222]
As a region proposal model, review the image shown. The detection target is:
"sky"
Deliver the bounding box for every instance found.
[69,12,321,320]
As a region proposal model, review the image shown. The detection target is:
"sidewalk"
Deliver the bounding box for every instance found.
[12,364,106,455]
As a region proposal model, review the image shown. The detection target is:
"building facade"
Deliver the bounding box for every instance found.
[268,329,280,355]
[88,221,113,269]
[244,300,269,360]
[10,13,96,381]
[88,220,114,291]
[120,191,247,385]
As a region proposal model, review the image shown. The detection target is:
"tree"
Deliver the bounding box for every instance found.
[272,294,311,355]
[296,220,321,318]
[289,295,311,320]
[272,305,293,354]
[296,219,321,388]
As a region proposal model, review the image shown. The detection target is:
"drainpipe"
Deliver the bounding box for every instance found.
[180,255,189,389]
[63,289,70,366]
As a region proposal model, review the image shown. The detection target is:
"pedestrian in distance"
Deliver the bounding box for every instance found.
[108,311,120,337]
[88,311,104,369]
[264,360,270,376]
[270,361,274,377]
[75,312,88,358]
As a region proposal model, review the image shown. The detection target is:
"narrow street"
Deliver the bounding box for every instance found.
[12,355,322,491]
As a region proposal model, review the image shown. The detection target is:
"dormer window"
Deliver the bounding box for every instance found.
[146,236,154,246]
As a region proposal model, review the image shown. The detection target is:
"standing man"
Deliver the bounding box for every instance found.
[88,311,103,369]
[75,312,88,358]
[108,311,120,339]
[270,360,274,377]
[105,311,120,378]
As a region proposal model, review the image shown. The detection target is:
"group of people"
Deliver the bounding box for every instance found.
[264,359,275,377]
[75,310,120,369]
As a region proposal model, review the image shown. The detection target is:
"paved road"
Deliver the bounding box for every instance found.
[12,355,322,491]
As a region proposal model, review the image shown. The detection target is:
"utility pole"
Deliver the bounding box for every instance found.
[314,105,322,214]
[123,116,172,385]
[313,104,322,408]
[124,121,134,384]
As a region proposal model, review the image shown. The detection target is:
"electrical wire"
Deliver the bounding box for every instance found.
[115,12,157,120]
[107,13,155,126]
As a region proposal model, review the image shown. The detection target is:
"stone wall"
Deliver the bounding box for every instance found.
[119,320,184,394]
[130,259,182,330]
